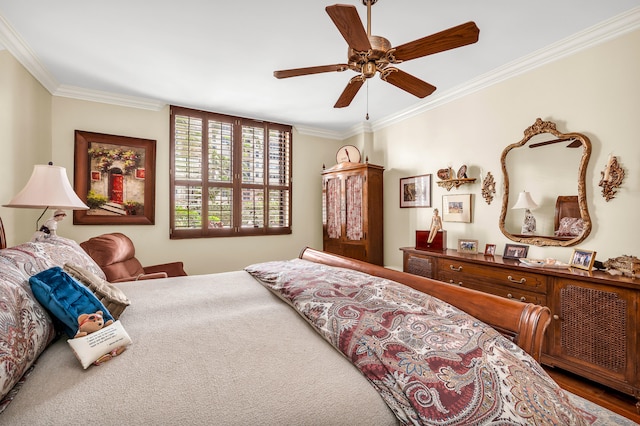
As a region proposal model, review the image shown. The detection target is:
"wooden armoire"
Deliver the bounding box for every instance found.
[322,162,384,265]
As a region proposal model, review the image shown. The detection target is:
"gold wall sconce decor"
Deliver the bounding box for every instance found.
[481,171,496,204]
[598,154,625,201]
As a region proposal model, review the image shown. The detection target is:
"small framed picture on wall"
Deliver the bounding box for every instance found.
[400,174,432,208]
[442,194,471,223]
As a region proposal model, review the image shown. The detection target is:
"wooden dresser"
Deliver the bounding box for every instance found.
[400,247,640,406]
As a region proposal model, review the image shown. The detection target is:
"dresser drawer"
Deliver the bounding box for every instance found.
[438,258,547,293]
[464,281,546,305]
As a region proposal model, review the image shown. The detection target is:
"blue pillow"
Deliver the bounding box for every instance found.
[29,267,114,338]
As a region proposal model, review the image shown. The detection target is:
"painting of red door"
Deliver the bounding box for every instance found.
[74,130,156,225]
[110,172,124,204]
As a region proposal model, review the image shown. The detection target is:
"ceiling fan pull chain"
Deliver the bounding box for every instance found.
[366,80,370,120]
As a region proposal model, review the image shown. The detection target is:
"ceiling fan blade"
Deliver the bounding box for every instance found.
[326,4,371,52]
[529,137,581,148]
[380,68,436,98]
[392,21,480,62]
[274,64,350,79]
[334,76,365,108]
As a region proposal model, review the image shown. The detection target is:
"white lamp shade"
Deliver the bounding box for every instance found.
[511,191,538,210]
[4,164,88,210]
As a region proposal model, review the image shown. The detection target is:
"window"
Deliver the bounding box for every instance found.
[170,106,292,238]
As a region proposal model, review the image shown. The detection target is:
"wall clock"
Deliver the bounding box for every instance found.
[336,145,361,163]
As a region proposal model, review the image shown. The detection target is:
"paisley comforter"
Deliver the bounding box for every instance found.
[246,258,587,425]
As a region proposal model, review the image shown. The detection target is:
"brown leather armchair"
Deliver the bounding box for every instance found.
[80,233,187,283]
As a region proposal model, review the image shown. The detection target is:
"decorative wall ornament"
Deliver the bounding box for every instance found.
[436,164,476,191]
[481,171,496,204]
[598,155,624,201]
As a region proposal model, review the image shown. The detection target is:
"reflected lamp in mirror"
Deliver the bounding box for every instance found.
[3,163,89,230]
[512,191,538,235]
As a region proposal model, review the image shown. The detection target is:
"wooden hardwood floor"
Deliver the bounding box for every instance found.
[544,367,640,423]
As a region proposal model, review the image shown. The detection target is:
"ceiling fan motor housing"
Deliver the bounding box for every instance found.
[348,35,392,77]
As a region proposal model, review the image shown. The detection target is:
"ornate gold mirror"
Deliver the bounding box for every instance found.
[500,118,592,247]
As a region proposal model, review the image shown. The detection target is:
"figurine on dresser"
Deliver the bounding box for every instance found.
[427,209,443,243]
[416,209,447,251]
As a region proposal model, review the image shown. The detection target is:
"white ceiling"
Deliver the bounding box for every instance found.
[1,1,639,139]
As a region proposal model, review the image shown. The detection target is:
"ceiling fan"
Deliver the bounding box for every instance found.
[273,0,480,108]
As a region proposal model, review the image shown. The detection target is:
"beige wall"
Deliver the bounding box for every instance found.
[376,29,640,268]
[0,50,52,243]
[2,28,638,273]
[48,98,341,274]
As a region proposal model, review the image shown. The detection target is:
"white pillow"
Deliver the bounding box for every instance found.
[67,321,132,369]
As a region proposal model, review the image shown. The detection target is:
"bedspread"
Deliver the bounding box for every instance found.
[246,259,587,425]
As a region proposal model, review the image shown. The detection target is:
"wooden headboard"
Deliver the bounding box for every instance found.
[554,196,580,232]
[0,217,6,249]
[299,247,551,362]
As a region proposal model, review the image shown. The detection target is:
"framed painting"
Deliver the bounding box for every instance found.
[442,194,471,222]
[73,130,156,225]
[400,174,432,208]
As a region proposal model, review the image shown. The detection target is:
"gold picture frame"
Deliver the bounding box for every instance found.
[569,248,597,271]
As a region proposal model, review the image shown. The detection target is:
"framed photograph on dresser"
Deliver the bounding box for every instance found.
[569,249,596,271]
[503,244,529,259]
[457,239,479,254]
[484,244,496,256]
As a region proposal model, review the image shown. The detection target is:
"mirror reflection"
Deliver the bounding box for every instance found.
[500,118,592,247]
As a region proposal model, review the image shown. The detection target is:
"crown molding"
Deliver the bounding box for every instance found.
[54,84,166,111]
[370,6,640,134]
[292,125,344,140]
[0,13,58,92]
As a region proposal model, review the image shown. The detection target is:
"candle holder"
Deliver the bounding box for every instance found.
[598,155,624,201]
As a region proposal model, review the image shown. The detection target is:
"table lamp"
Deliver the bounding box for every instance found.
[4,163,89,230]
[512,191,538,235]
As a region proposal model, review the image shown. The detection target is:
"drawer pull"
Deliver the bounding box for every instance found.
[448,280,463,286]
[507,275,526,284]
[506,294,527,302]
[449,265,463,272]
[553,314,560,320]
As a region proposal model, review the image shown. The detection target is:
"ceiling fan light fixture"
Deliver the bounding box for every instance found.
[363,62,377,78]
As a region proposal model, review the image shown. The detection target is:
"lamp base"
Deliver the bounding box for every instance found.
[521,209,537,235]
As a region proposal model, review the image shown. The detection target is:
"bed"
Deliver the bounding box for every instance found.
[0,235,632,424]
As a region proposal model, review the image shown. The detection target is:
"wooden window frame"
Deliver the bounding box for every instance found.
[170,105,292,239]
